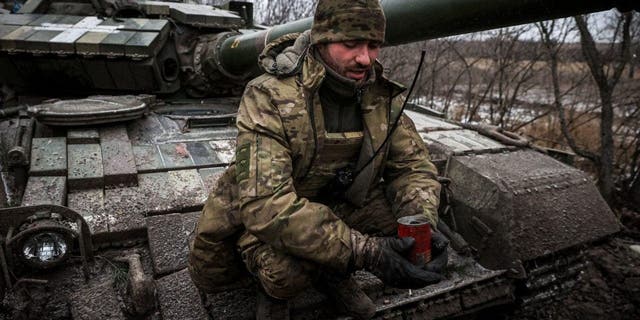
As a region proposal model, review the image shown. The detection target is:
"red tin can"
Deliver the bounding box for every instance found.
[397,215,431,266]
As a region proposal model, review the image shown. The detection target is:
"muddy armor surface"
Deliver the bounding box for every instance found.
[0,0,630,319]
[189,31,441,292]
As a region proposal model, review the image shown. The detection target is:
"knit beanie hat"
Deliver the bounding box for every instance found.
[310,0,386,45]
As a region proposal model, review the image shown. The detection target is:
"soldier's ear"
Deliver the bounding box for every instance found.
[314,43,327,53]
[314,43,330,62]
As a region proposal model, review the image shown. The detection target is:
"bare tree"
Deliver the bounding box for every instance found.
[445,34,484,119]
[447,26,544,130]
[380,38,468,117]
[573,12,633,203]
[243,1,640,207]
[538,19,590,151]
[538,12,637,204]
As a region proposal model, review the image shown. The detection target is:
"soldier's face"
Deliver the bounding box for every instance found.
[319,40,381,82]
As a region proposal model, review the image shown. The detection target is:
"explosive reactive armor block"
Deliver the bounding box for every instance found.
[445,150,620,271]
[0,15,176,93]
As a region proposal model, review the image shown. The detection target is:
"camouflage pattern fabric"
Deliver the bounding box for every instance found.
[310,0,386,45]
[239,232,319,299]
[297,131,363,197]
[188,165,248,291]
[240,186,400,299]
[189,32,440,292]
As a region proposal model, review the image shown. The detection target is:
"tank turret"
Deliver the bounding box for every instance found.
[1,0,636,96]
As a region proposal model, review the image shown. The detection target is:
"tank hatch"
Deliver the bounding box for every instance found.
[27,95,150,126]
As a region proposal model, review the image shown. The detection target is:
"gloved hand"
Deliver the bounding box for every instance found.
[350,231,444,289]
[425,230,449,274]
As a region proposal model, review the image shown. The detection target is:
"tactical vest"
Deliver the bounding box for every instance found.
[297,131,363,198]
[189,45,406,290]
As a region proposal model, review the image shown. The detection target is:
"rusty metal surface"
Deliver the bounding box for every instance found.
[2,109,235,246]
[140,1,244,29]
[198,250,512,320]
[21,176,66,206]
[445,150,620,270]
[421,129,509,155]
[156,268,209,320]
[520,249,589,307]
[146,212,199,276]
[1,245,157,319]
[70,280,126,319]
[67,143,104,190]
[1,99,625,320]
[7,116,33,167]
[126,112,238,145]
[0,204,95,284]
[405,110,460,132]
[30,137,67,176]
[373,252,510,315]
[99,126,138,187]
[67,129,100,144]
[0,0,628,316]
[67,188,109,237]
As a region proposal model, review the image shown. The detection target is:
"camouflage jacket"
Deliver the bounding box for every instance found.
[230,31,441,272]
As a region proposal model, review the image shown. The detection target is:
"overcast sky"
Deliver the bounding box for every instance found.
[206,2,630,44]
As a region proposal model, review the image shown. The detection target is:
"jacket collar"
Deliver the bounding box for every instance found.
[258,31,405,97]
[303,50,406,98]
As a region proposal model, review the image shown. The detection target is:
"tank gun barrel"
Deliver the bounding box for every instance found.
[215,0,625,80]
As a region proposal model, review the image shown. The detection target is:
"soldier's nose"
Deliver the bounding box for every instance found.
[355,49,372,66]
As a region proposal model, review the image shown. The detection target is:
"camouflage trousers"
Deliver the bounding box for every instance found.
[188,184,404,297]
[239,186,399,299]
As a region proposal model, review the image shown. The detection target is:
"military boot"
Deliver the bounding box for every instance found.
[255,288,290,320]
[317,275,376,320]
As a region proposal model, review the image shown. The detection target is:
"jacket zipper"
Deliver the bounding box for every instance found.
[338,103,344,132]
[356,87,364,105]
[303,87,320,179]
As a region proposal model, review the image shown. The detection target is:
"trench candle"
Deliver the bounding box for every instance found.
[397,215,431,265]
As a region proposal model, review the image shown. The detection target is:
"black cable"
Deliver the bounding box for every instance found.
[351,50,427,178]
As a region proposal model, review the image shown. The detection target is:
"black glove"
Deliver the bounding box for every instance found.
[425,230,449,274]
[351,232,444,289]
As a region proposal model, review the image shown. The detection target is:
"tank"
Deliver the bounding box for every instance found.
[0,0,633,319]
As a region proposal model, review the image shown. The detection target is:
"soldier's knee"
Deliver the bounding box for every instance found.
[252,247,316,300]
[259,273,309,299]
[188,235,246,292]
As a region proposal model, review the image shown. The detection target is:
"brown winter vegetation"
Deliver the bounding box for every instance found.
[245,1,639,210]
[380,12,640,210]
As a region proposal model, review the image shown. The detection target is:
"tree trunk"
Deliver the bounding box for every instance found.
[598,89,615,203]
[631,170,640,210]
[575,13,633,204]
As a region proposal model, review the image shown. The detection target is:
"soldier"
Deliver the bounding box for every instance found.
[189,0,448,319]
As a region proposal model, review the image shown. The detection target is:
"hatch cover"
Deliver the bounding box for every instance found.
[28,95,149,126]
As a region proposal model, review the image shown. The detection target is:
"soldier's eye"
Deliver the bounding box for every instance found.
[343,41,358,48]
